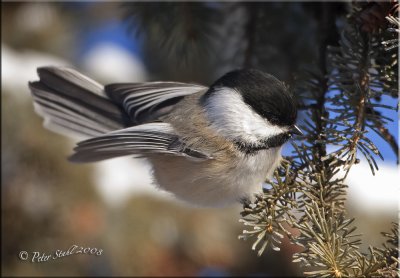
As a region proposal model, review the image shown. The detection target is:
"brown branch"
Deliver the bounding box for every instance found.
[313,3,332,160]
[377,123,399,164]
[309,2,338,170]
[345,32,371,176]
[369,106,399,163]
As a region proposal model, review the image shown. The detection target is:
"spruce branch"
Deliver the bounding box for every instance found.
[292,201,361,278]
[350,224,400,278]
[238,2,398,276]
[379,222,400,267]
[382,15,400,51]
[322,22,398,176]
[312,2,338,161]
[353,1,398,33]
[239,160,298,256]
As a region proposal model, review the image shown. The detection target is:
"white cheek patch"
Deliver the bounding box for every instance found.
[204,87,286,143]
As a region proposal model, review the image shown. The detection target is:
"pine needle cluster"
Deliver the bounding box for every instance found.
[239,3,399,277]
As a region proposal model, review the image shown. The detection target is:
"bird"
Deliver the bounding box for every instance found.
[29,67,301,207]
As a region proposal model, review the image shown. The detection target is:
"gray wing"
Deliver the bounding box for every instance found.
[69,123,212,163]
[105,82,207,124]
[29,67,130,138]
[29,67,207,138]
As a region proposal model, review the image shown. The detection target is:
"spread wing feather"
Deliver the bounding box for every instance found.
[30,81,122,137]
[105,82,206,124]
[29,67,210,163]
[29,67,131,138]
[69,123,212,163]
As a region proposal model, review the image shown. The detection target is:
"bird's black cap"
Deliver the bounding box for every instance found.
[206,69,297,127]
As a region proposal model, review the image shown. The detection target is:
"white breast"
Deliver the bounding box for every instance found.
[149,147,282,207]
[217,147,282,206]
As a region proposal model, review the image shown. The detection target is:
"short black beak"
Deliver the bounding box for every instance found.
[290,125,303,136]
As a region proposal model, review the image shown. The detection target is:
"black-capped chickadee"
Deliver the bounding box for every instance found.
[29,67,301,207]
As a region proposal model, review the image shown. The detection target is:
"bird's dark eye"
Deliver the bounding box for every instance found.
[264,114,280,125]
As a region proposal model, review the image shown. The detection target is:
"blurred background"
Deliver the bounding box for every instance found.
[1,2,398,277]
